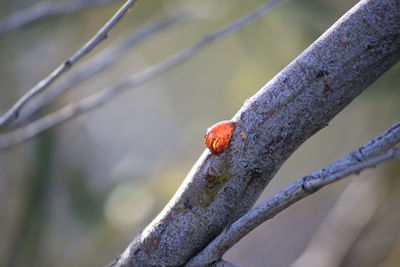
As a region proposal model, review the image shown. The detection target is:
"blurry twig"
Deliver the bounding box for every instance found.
[0,0,122,35]
[379,236,400,267]
[186,122,400,266]
[0,0,138,129]
[4,131,55,267]
[290,176,384,267]
[0,0,288,149]
[13,13,187,127]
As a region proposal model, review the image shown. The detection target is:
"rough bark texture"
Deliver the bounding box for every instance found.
[114,0,400,266]
[187,123,400,266]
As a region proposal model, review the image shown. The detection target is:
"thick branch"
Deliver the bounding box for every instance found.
[111,0,400,266]
[0,0,121,35]
[0,0,137,129]
[213,260,243,267]
[0,0,287,149]
[187,123,400,266]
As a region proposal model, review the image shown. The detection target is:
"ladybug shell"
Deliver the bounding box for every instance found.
[204,120,236,155]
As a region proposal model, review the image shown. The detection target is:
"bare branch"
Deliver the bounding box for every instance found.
[12,12,187,127]
[291,176,384,267]
[0,0,122,35]
[110,0,400,265]
[0,0,138,129]
[187,123,400,266]
[0,0,288,149]
[213,260,243,267]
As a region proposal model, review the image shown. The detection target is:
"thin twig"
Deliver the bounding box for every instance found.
[0,0,122,35]
[0,0,288,149]
[291,176,383,267]
[12,12,187,127]
[0,0,138,129]
[113,0,400,264]
[186,122,400,266]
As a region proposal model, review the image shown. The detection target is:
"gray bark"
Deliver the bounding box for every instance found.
[187,125,400,266]
[113,0,400,266]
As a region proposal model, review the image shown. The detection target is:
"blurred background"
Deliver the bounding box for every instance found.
[0,0,399,266]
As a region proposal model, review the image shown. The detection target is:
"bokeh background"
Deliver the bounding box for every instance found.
[0,0,399,266]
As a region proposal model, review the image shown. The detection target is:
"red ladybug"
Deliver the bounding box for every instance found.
[204,120,236,155]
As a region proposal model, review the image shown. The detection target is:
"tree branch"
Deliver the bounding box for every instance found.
[0,0,138,129]
[291,175,384,267]
[213,260,243,267]
[109,0,400,265]
[187,123,400,266]
[0,0,287,149]
[0,0,122,35]
[12,12,187,127]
